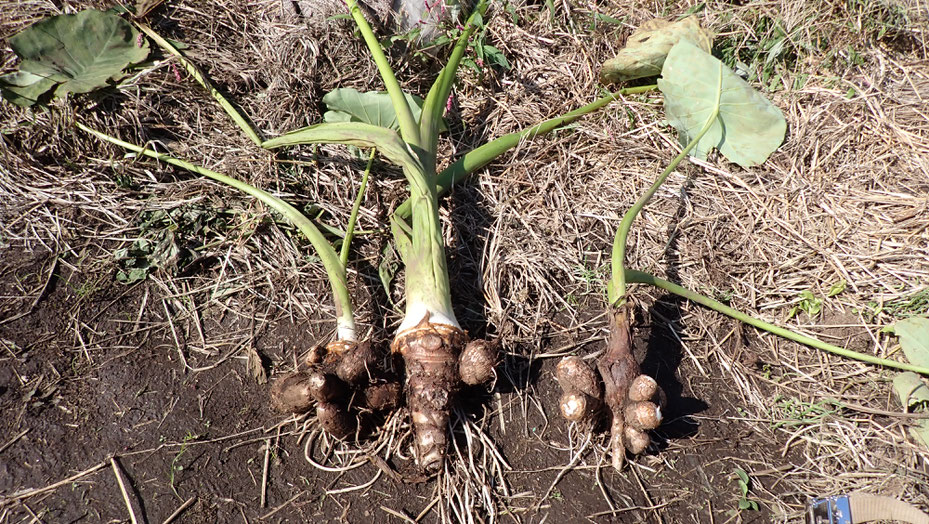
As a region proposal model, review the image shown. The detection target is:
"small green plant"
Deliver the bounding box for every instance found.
[572,263,603,293]
[789,289,823,318]
[733,468,759,511]
[449,12,510,73]
[870,288,929,319]
[168,431,198,496]
[583,11,625,32]
[770,396,836,429]
[788,280,844,318]
[113,206,231,284]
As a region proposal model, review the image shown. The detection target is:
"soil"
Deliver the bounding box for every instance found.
[0,248,795,522]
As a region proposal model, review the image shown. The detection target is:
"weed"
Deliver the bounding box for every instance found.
[770,396,837,429]
[713,15,809,90]
[788,289,823,318]
[168,431,198,496]
[573,263,604,293]
[870,289,929,320]
[827,279,847,297]
[578,9,625,33]
[732,468,759,511]
[114,205,232,283]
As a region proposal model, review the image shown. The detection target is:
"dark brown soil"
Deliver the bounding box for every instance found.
[0,248,804,522]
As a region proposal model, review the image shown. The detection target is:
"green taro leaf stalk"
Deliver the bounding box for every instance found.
[658,40,787,168]
[134,23,262,147]
[77,122,357,342]
[624,270,929,376]
[394,84,658,221]
[612,39,786,303]
[344,0,420,147]
[4,10,149,101]
[263,121,425,176]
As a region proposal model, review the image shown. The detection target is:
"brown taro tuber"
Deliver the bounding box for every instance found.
[270,371,315,414]
[391,315,497,473]
[555,356,602,421]
[555,304,663,469]
[270,340,400,439]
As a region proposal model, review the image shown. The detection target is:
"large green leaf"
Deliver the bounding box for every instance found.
[658,40,787,168]
[892,372,929,448]
[322,88,446,132]
[889,318,929,449]
[0,71,57,107]
[601,16,713,84]
[262,121,424,175]
[9,10,149,97]
[890,317,929,368]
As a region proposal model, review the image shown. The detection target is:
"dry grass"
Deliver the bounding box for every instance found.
[2,0,928,522]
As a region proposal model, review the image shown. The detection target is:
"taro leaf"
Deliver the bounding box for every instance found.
[889,316,929,368]
[262,121,425,176]
[658,40,787,168]
[889,317,929,449]
[892,372,929,448]
[601,16,713,84]
[322,88,446,132]
[0,71,57,107]
[9,10,149,97]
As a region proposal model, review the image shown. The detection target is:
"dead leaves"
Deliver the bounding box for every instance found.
[601,16,713,84]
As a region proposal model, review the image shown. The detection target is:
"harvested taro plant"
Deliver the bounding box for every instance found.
[554,16,929,469]
[4,3,645,473]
